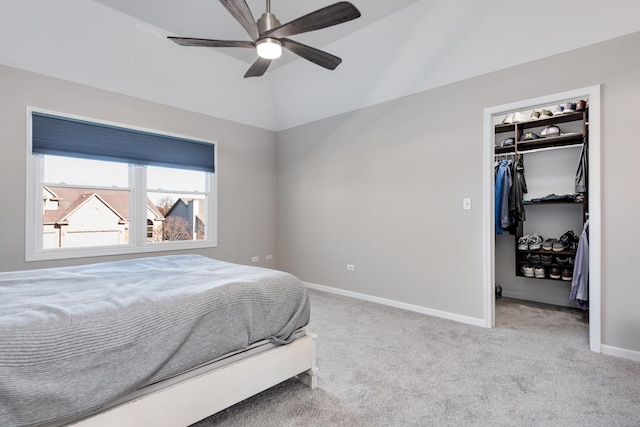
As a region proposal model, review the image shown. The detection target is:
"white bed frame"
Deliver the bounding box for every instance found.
[68,331,318,427]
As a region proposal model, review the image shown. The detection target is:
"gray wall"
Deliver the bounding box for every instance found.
[0,65,278,271]
[276,32,640,353]
[2,32,639,355]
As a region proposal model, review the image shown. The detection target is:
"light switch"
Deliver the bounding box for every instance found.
[463,198,472,210]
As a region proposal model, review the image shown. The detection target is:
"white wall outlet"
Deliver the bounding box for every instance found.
[346,264,355,271]
[463,197,472,210]
[266,254,273,260]
[252,256,259,262]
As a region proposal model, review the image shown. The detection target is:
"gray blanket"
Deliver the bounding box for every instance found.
[0,254,309,427]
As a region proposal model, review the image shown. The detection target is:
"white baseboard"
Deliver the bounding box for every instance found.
[304,282,486,328]
[601,344,640,363]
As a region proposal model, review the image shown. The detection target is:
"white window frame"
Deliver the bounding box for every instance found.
[25,107,218,262]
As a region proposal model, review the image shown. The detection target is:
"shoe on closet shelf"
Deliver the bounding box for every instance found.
[561,269,573,281]
[553,105,565,115]
[513,112,528,123]
[576,100,587,112]
[539,109,553,118]
[534,265,546,279]
[542,238,557,251]
[527,253,541,263]
[521,264,535,278]
[527,235,544,250]
[556,256,568,265]
[501,114,514,124]
[550,267,561,280]
[518,235,530,251]
[563,102,577,113]
[553,230,575,252]
[540,254,553,265]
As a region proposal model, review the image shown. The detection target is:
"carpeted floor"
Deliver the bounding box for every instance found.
[191,290,640,426]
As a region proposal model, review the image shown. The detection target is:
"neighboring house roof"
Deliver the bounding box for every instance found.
[164,197,205,222]
[44,186,163,224]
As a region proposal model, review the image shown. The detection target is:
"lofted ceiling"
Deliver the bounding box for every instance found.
[3,0,640,131]
[93,0,421,69]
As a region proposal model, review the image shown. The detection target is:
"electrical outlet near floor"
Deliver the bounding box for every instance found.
[266,255,273,260]
[252,256,259,262]
[346,264,355,271]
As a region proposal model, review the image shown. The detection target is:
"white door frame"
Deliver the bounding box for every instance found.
[482,85,602,353]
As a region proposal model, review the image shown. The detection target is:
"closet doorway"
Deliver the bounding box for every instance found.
[482,86,601,353]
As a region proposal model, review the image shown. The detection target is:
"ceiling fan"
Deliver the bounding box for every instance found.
[168,0,361,78]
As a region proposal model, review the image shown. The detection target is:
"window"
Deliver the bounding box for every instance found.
[26,108,217,261]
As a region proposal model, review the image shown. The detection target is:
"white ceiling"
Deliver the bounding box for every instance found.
[2,0,640,131]
[93,0,421,68]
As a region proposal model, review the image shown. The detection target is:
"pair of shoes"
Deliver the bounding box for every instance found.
[521,264,535,277]
[512,112,528,123]
[561,269,573,281]
[556,256,575,265]
[502,112,529,124]
[552,101,579,115]
[539,109,553,118]
[529,110,540,120]
[563,102,577,113]
[534,265,545,279]
[540,254,553,264]
[518,234,544,251]
[550,267,561,279]
[553,231,576,252]
[542,238,558,251]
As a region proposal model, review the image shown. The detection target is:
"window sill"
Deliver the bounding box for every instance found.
[26,239,217,262]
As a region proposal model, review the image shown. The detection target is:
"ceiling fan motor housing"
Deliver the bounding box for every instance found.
[258,12,281,36]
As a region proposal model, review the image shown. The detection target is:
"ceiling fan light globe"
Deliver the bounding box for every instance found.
[256,38,282,59]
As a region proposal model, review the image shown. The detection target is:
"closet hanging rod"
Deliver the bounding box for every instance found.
[518,143,583,155]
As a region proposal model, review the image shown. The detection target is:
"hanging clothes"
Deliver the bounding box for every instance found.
[500,160,513,230]
[570,219,589,310]
[495,159,512,234]
[509,155,527,234]
[575,140,588,194]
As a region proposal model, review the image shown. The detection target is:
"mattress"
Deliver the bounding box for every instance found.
[0,254,310,427]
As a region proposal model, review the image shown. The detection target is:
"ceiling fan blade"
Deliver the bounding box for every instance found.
[244,57,272,78]
[263,2,361,39]
[280,38,342,70]
[168,37,254,48]
[219,0,259,42]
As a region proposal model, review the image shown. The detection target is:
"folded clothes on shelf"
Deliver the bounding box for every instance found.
[525,193,577,203]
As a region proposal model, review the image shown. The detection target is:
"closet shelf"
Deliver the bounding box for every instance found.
[517,133,584,153]
[517,249,577,256]
[495,110,587,133]
[523,199,585,206]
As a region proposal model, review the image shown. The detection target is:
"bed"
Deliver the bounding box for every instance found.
[0,254,317,427]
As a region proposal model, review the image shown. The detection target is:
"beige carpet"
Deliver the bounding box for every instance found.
[192,290,640,426]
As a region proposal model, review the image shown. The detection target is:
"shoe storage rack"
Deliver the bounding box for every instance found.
[495,108,588,280]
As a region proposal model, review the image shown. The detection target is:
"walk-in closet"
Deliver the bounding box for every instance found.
[493,97,591,322]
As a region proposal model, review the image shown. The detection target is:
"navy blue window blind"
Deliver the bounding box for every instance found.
[32,112,215,173]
